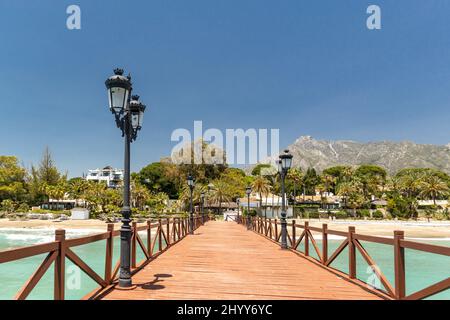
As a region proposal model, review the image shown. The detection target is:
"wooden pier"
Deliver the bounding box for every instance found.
[98,221,380,300]
[1,216,449,300]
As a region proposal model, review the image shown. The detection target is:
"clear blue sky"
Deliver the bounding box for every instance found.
[1,0,450,177]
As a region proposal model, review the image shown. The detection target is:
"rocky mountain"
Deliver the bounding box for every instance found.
[277,136,450,175]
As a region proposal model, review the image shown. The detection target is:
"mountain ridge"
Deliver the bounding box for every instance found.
[265,136,450,174]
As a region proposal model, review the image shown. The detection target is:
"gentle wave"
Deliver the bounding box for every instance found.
[0,228,104,245]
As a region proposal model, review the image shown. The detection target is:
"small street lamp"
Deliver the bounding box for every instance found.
[236,198,240,223]
[279,150,293,249]
[200,192,205,225]
[105,68,147,288]
[246,186,252,230]
[187,175,195,234]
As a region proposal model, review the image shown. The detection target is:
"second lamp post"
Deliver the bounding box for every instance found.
[200,192,205,224]
[246,186,252,229]
[278,150,293,249]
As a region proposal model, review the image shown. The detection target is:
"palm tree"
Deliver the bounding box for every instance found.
[337,181,354,209]
[342,166,354,182]
[252,176,271,217]
[131,182,151,210]
[419,174,449,205]
[287,168,303,203]
[209,180,232,215]
[316,183,327,211]
[398,171,422,198]
[386,176,401,194]
[321,174,336,194]
[347,192,365,218]
[267,174,278,217]
[68,179,89,207]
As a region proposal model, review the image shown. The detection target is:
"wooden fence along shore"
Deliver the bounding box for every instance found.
[0,216,208,300]
[0,215,449,300]
[240,217,450,300]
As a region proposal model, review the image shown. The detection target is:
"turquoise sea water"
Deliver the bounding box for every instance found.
[0,228,161,300]
[0,228,449,300]
[295,234,450,300]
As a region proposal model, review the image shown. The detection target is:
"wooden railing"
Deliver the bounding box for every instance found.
[239,216,450,300]
[0,215,210,300]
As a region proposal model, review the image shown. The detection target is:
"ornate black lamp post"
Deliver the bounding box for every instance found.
[278,150,293,249]
[187,175,195,234]
[105,68,146,288]
[246,186,252,230]
[200,192,205,224]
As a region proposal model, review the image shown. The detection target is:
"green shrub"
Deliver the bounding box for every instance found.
[1,199,16,214]
[372,210,384,220]
[433,212,447,221]
[307,211,320,219]
[17,203,30,213]
[243,209,257,217]
[358,209,371,218]
[334,211,348,219]
[31,208,71,215]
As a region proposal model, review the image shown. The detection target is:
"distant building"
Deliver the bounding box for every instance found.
[41,199,77,211]
[86,166,124,188]
[238,193,293,218]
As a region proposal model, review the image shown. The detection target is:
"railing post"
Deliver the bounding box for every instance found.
[264,218,267,235]
[54,229,66,300]
[105,224,114,284]
[158,219,163,252]
[131,222,137,268]
[394,230,406,299]
[292,220,296,249]
[322,224,328,264]
[173,219,177,243]
[348,226,356,279]
[269,219,273,239]
[181,218,184,237]
[274,219,278,242]
[177,218,181,240]
[166,218,170,246]
[304,221,309,256]
[147,220,152,257]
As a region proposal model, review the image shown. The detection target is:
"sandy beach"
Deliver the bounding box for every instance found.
[296,219,450,239]
[0,218,449,239]
[0,219,120,231]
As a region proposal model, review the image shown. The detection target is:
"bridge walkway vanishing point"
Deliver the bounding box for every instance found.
[98,221,381,300]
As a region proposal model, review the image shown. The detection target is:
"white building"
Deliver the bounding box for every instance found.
[86,166,124,189]
[238,193,293,219]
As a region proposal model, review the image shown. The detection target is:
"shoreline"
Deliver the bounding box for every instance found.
[0,218,450,239]
[295,219,450,239]
[0,219,120,231]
